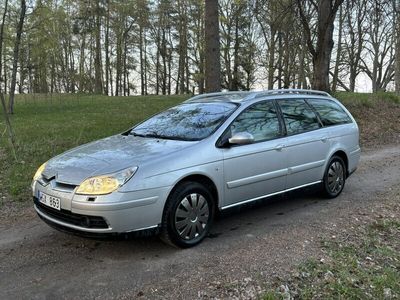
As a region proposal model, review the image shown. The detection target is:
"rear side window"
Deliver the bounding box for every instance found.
[307,99,352,126]
[230,101,281,142]
[277,99,320,135]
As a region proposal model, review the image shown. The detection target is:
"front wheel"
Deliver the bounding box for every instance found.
[322,156,346,198]
[160,181,215,248]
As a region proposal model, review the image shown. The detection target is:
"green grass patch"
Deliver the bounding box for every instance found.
[0,93,188,202]
[335,91,400,107]
[264,219,400,299]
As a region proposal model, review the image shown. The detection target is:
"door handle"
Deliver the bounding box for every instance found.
[321,137,328,143]
[274,144,285,151]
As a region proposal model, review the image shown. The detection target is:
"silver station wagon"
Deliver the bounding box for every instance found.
[32,89,360,247]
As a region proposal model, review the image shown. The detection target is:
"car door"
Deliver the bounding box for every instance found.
[277,98,330,189]
[220,100,288,208]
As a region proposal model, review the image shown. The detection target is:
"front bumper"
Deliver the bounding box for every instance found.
[34,197,112,232]
[33,181,171,234]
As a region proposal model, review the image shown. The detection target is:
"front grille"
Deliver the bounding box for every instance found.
[52,181,77,192]
[34,197,108,229]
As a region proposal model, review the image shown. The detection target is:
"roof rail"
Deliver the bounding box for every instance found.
[185,91,251,102]
[251,89,332,99]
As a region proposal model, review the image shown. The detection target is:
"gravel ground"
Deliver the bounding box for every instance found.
[0,144,399,299]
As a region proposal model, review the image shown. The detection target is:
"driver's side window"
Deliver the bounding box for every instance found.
[230,101,281,142]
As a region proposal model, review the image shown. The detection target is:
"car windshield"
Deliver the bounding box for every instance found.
[131,102,238,141]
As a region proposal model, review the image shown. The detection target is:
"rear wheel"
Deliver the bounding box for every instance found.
[322,155,346,198]
[160,181,215,248]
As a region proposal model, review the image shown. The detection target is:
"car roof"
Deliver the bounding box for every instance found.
[185,89,333,104]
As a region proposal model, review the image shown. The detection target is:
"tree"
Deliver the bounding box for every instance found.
[342,0,367,92]
[297,0,344,92]
[361,0,394,92]
[394,0,400,94]
[331,4,344,92]
[8,0,26,114]
[204,0,221,92]
[94,0,103,94]
[0,0,8,90]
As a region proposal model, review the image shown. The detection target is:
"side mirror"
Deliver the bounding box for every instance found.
[228,132,255,145]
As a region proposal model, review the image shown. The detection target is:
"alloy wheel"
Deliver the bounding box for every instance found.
[327,161,345,194]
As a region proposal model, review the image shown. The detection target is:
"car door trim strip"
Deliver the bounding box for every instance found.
[221,180,322,210]
[288,159,325,174]
[226,168,288,189]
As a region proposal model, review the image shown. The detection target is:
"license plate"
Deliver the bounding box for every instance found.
[38,191,61,211]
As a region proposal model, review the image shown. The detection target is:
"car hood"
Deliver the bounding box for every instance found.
[43,135,196,185]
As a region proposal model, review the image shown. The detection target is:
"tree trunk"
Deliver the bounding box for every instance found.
[155,26,160,95]
[277,33,283,89]
[167,44,172,95]
[123,35,127,96]
[94,0,103,94]
[331,5,343,92]
[298,34,307,89]
[283,33,291,88]
[1,93,17,160]
[345,0,366,92]
[161,28,167,95]
[8,0,26,114]
[297,0,343,92]
[3,51,7,94]
[115,30,122,96]
[143,31,147,95]
[104,0,110,95]
[232,10,240,91]
[395,0,400,95]
[139,26,145,95]
[198,7,205,94]
[79,33,86,92]
[0,0,8,93]
[177,1,187,94]
[204,0,221,92]
[268,27,276,89]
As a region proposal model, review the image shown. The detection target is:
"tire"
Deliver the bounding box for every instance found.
[322,155,346,198]
[160,181,215,248]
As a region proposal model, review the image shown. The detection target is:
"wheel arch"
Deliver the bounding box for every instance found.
[331,150,349,177]
[165,174,220,210]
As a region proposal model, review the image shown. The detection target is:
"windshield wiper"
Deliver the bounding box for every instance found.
[131,131,177,140]
[130,130,160,138]
[130,131,148,137]
[131,131,195,141]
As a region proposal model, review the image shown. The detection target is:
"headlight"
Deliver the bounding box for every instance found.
[33,162,47,181]
[76,167,138,195]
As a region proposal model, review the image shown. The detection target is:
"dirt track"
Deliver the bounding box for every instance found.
[0,145,399,299]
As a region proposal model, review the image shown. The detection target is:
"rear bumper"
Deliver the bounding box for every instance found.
[347,167,357,178]
[348,147,361,175]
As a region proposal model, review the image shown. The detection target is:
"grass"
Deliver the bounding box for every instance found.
[334,91,400,107]
[0,91,399,203]
[263,218,400,299]
[0,93,188,202]
[335,92,400,147]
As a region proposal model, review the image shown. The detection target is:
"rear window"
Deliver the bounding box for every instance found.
[277,99,320,135]
[307,99,352,126]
